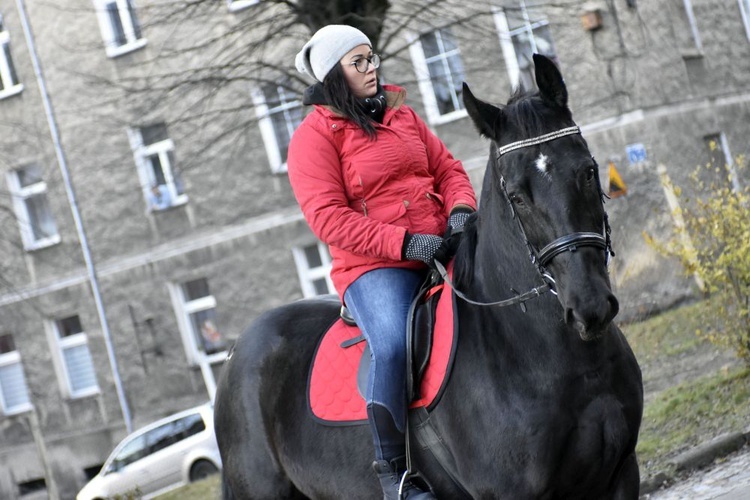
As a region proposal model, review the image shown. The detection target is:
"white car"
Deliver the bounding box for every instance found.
[77,403,222,500]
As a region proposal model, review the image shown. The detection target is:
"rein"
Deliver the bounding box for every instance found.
[437,125,614,308]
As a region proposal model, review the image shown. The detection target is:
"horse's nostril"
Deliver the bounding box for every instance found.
[565,307,575,326]
[607,295,620,321]
[565,294,618,340]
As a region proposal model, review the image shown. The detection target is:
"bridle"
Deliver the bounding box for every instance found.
[435,125,614,308]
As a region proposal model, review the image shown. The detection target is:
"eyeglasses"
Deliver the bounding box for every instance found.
[349,54,381,73]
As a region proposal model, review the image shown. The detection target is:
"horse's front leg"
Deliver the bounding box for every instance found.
[605,452,640,500]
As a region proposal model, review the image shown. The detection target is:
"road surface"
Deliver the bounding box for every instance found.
[644,447,750,499]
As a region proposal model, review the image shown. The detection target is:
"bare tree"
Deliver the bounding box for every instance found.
[68,0,509,169]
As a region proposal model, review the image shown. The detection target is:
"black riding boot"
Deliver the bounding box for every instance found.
[368,405,435,499]
[372,456,436,500]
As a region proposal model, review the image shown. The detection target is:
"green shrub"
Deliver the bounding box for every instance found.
[645,155,749,362]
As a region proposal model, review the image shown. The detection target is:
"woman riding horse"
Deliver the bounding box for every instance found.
[288,25,477,499]
[214,51,643,499]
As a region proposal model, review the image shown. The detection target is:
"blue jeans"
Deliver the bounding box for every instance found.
[344,268,424,457]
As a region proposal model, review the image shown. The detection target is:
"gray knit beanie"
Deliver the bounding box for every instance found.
[295,25,372,82]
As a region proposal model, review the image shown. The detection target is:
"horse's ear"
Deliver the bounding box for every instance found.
[463,82,502,139]
[533,54,568,108]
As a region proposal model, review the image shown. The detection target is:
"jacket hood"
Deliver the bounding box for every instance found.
[302,83,406,115]
[302,82,328,106]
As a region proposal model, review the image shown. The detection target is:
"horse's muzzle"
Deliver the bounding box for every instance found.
[565,293,619,341]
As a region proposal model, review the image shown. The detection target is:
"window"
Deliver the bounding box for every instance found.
[673,0,702,55]
[170,278,228,365]
[93,0,146,58]
[494,3,558,92]
[128,123,187,211]
[6,164,60,251]
[227,0,259,12]
[682,0,702,51]
[0,14,23,99]
[17,478,46,496]
[409,28,467,125]
[109,434,147,471]
[704,133,742,193]
[49,315,100,398]
[146,413,204,455]
[740,0,750,42]
[292,242,334,298]
[0,334,33,415]
[252,83,304,173]
[107,410,205,474]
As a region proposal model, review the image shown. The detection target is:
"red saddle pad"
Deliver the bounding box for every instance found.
[308,275,457,424]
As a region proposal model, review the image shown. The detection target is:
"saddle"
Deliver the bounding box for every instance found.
[308,267,458,424]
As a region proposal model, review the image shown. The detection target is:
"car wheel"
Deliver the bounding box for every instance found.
[190,459,219,482]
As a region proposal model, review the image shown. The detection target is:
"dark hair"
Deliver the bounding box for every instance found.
[322,63,378,139]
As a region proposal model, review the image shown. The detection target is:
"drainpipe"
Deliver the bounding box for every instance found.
[14,0,133,433]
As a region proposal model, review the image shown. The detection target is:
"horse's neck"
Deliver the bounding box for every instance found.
[469,188,541,299]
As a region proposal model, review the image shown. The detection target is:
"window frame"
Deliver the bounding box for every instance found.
[6,165,61,251]
[0,22,23,99]
[493,5,558,91]
[93,0,147,58]
[292,242,334,298]
[408,28,468,126]
[46,316,100,399]
[0,337,33,415]
[740,0,750,42]
[681,0,703,52]
[128,126,188,212]
[704,132,742,193]
[251,84,304,174]
[226,0,260,12]
[168,278,228,366]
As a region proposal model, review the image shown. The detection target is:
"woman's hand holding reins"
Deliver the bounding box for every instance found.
[402,233,451,269]
[441,206,475,260]
[445,206,474,237]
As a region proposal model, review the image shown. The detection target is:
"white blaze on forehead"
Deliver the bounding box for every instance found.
[535,153,550,173]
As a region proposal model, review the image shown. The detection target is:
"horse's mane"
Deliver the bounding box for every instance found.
[452,213,478,288]
[503,88,571,138]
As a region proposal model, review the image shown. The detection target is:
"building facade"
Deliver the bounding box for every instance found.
[0,0,748,498]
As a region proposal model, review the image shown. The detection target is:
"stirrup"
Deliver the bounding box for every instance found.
[398,470,409,497]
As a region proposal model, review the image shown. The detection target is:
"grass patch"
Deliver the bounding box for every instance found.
[636,366,750,476]
[621,299,709,363]
[622,297,750,476]
[155,475,220,500]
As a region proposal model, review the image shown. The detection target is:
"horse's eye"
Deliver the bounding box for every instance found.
[509,193,524,205]
[586,166,596,181]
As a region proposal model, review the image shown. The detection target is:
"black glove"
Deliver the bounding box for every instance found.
[402,233,450,269]
[444,207,474,238]
[442,207,474,258]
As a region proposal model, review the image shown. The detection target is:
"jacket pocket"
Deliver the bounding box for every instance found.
[425,191,444,207]
[366,201,408,224]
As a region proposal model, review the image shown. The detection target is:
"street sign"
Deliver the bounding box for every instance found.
[608,162,627,198]
[626,143,647,165]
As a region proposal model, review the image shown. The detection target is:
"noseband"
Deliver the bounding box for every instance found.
[435,125,614,308]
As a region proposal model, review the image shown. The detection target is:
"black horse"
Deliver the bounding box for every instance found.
[214,54,643,499]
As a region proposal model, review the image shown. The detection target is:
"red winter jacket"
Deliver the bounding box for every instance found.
[287,84,477,299]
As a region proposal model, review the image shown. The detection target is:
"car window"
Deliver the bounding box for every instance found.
[145,412,206,455]
[146,421,179,455]
[109,434,147,472]
[176,412,206,440]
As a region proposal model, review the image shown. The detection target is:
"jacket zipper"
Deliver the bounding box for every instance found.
[359,176,367,216]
